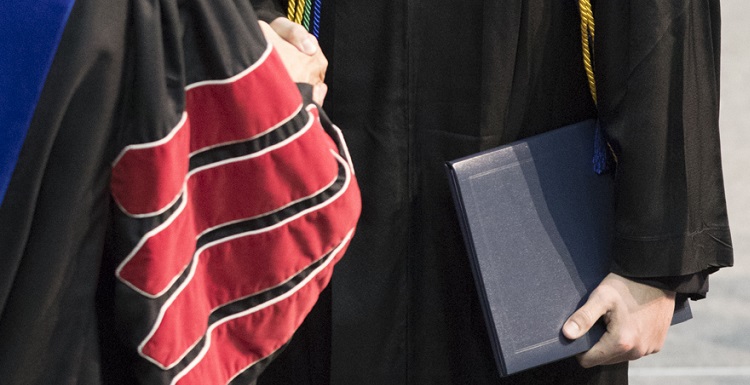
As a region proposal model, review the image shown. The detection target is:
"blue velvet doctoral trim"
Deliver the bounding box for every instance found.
[0,0,76,205]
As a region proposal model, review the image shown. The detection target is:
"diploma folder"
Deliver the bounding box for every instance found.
[445,120,691,377]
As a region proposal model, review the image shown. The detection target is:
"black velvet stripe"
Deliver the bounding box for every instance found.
[131,336,291,385]
[114,159,348,346]
[188,108,310,171]
[113,107,311,265]
[195,159,347,250]
[228,342,290,385]
[211,252,330,326]
[165,247,337,379]
[114,104,317,268]
[111,193,185,262]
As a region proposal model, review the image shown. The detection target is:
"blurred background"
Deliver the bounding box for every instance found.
[629,1,750,384]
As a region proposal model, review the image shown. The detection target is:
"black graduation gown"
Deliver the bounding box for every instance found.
[0,0,360,383]
[253,0,733,384]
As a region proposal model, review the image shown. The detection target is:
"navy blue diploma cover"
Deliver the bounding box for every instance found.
[445,120,691,377]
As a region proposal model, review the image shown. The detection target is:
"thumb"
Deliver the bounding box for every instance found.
[270,17,318,55]
[563,293,609,340]
[312,83,328,106]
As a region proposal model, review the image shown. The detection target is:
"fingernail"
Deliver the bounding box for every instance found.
[302,38,317,55]
[563,321,580,337]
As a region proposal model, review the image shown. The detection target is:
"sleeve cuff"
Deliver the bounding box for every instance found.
[624,270,717,301]
[610,227,733,278]
[255,9,285,23]
[250,0,286,23]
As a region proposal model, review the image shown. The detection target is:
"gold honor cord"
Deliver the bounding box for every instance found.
[287,0,297,24]
[286,0,321,37]
[578,0,619,168]
[294,0,306,24]
[579,0,597,105]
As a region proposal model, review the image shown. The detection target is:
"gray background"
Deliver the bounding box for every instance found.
[629,1,750,384]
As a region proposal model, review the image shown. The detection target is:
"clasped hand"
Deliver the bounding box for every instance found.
[258,18,328,105]
[562,273,676,367]
[260,14,677,372]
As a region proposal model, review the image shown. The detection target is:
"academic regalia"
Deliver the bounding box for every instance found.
[253,1,733,384]
[0,0,360,383]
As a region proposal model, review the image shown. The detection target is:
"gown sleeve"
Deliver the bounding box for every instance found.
[250,0,286,23]
[594,0,733,296]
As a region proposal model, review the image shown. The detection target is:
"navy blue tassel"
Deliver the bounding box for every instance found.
[592,120,609,175]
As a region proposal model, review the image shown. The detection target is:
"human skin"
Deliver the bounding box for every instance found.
[265,18,678,370]
[563,273,676,367]
[258,19,328,105]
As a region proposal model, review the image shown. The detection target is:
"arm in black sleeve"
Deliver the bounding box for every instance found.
[250,0,286,23]
[628,271,713,300]
[595,0,733,298]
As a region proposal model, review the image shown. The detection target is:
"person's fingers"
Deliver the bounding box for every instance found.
[314,52,327,83]
[259,20,327,85]
[570,274,676,368]
[270,17,319,55]
[575,293,630,368]
[562,288,613,340]
[577,315,659,368]
[312,83,328,106]
[576,318,634,368]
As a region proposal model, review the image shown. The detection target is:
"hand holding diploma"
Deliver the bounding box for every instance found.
[563,273,676,368]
